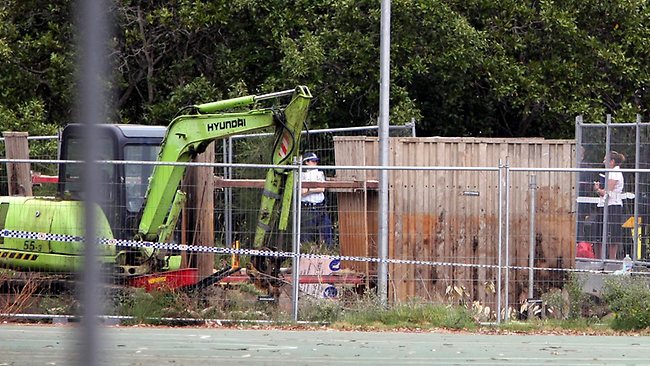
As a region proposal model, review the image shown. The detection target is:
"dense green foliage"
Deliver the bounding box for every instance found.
[1,0,650,137]
[603,276,650,330]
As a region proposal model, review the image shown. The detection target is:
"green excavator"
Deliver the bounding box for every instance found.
[0,86,312,297]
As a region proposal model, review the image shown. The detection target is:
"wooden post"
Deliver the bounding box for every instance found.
[3,132,32,196]
[185,143,215,278]
[179,204,189,269]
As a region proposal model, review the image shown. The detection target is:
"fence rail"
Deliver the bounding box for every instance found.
[2,129,650,324]
[1,154,648,323]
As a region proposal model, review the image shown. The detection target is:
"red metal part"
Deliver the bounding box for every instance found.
[218,274,365,285]
[31,173,58,184]
[129,269,365,292]
[128,268,198,291]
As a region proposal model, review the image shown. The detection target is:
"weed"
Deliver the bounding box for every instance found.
[0,273,39,319]
[237,282,265,297]
[564,273,593,319]
[338,297,476,330]
[499,320,538,333]
[602,275,650,330]
[445,284,470,306]
[38,295,78,315]
[113,288,196,324]
[445,282,496,322]
[300,241,339,256]
[541,273,595,320]
[541,288,569,319]
[299,297,342,323]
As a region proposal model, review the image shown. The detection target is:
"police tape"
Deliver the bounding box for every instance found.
[0,229,602,274]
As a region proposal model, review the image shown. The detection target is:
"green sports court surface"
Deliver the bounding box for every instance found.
[1,324,648,365]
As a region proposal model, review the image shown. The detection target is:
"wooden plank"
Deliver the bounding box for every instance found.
[417,141,431,300]
[213,177,379,190]
[519,144,532,292]
[442,141,452,291]
[457,141,470,298]
[367,191,379,280]
[405,141,414,298]
[410,141,420,297]
[188,142,215,279]
[434,141,447,296]
[391,138,405,301]
[367,138,379,282]
[419,139,429,299]
[337,192,369,273]
[477,141,489,303]
[467,141,481,302]
[334,138,369,275]
[454,141,465,292]
[511,143,522,291]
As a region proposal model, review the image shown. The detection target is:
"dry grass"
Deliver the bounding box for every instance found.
[0,271,39,320]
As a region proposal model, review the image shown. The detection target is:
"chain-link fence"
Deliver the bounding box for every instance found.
[1,128,649,324]
[0,159,634,323]
[576,116,650,266]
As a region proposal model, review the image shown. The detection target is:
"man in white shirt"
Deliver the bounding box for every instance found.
[300,152,333,246]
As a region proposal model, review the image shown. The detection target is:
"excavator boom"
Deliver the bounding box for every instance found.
[137,86,312,246]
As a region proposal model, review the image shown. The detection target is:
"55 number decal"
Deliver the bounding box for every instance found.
[23,240,42,252]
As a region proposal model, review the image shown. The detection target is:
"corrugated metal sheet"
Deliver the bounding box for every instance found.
[334,136,576,304]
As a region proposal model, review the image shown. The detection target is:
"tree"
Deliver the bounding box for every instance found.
[0,0,74,132]
[2,0,650,138]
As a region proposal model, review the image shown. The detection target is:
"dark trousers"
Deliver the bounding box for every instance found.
[300,204,333,246]
[591,205,626,258]
[577,203,595,242]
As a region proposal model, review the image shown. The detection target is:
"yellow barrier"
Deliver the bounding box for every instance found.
[622,216,642,259]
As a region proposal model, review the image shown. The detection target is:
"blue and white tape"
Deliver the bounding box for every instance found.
[0,229,599,274]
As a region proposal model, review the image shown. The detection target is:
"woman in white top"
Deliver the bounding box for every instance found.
[594,151,625,259]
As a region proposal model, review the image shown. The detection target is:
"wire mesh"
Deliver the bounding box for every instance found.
[0,159,505,321]
[3,126,650,324]
[577,118,650,263]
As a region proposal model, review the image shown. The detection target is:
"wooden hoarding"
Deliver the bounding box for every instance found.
[334,136,576,304]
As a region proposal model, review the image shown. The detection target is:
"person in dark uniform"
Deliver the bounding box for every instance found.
[300,152,333,246]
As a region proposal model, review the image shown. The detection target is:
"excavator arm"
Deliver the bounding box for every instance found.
[134,86,312,282]
[138,86,311,242]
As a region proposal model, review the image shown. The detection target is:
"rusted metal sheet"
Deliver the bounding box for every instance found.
[334,136,576,304]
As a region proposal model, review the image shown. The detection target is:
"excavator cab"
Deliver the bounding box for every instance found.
[57,124,166,240]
